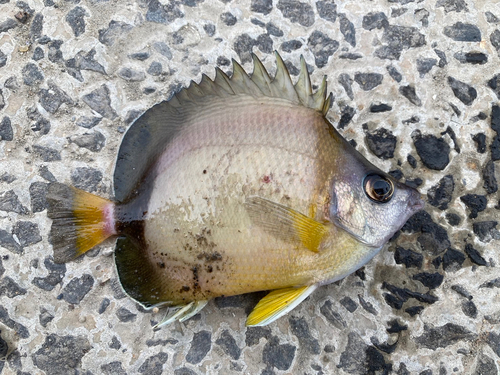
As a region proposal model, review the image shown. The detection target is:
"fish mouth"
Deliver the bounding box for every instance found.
[408,189,425,212]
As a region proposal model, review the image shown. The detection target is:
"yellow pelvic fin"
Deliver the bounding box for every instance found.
[47,183,116,263]
[246,285,318,326]
[245,196,328,253]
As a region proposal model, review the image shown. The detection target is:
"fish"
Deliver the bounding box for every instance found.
[47,52,424,327]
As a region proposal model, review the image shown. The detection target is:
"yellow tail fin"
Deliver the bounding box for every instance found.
[47,183,116,263]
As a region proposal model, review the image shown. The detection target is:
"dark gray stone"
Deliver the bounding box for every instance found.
[427,175,454,210]
[490,30,500,56]
[277,0,314,27]
[47,39,63,63]
[413,132,450,171]
[0,276,27,298]
[473,221,499,242]
[340,296,358,313]
[118,67,146,81]
[186,331,211,364]
[0,19,17,33]
[370,103,392,112]
[417,58,437,77]
[399,85,422,106]
[338,73,353,100]
[416,323,475,350]
[31,117,51,135]
[116,307,136,322]
[147,61,162,76]
[358,295,378,315]
[0,305,29,338]
[339,14,356,47]
[414,8,429,27]
[474,353,498,374]
[99,20,133,46]
[245,326,271,346]
[12,221,42,247]
[483,160,498,194]
[412,272,444,289]
[257,33,273,54]
[216,330,241,360]
[145,0,183,24]
[442,248,466,271]
[394,246,423,269]
[39,307,54,327]
[61,274,94,304]
[436,0,468,12]
[70,131,106,152]
[434,49,448,67]
[364,127,397,159]
[234,34,256,64]
[0,229,23,253]
[99,298,110,314]
[448,77,477,105]
[338,332,367,374]
[0,190,28,214]
[39,82,74,113]
[22,63,44,86]
[66,49,106,81]
[486,12,500,24]
[33,145,61,162]
[66,6,87,37]
[0,257,3,277]
[174,368,198,375]
[220,12,237,26]
[263,336,296,371]
[362,12,388,30]
[320,300,347,330]
[308,31,339,68]
[444,22,481,42]
[387,66,402,82]
[0,116,13,141]
[446,213,461,226]
[316,1,337,23]
[32,46,44,60]
[203,23,215,37]
[82,84,117,119]
[354,72,383,91]
[0,50,6,68]
[109,336,121,350]
[289,316,320,354]
[376,25,426,60]
[101,361,127,375]
[454,52,488,65]
[129,51,150,61]
[30,13,43,40]
[39,166,56,182]
[153,42,173,59]
[1,173,15,183]
[461,300,477,318]
[251,0,272,15]
[460,194,487,219]
[266,22,283,37]
[281,40,302,52]
[32,257,66,291]
[32,334,91,375]
[71,167,102,192]
[76,116,101,129]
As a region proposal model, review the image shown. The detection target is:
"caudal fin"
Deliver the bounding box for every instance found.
[47,183,116,263]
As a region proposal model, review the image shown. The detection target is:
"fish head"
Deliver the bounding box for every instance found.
[329,151,424,248]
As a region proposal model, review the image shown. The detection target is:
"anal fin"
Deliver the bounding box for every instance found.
[155,300,208,328]
[246,284,318,326]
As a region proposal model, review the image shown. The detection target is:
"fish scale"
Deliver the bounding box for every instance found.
[47,52,423,327]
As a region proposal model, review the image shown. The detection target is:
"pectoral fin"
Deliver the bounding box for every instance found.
[245,196,328,253]
[246,285,318,326]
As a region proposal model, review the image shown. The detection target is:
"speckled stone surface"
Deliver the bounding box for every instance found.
[0,0,499,374]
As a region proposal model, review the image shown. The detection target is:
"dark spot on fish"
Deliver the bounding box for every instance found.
[197,252,223,262]
[157,261,165,269]
[203,169,207,174]
[206,265,213,273]
[192,266,200,292]
[180,285,190,292]
[263,175,271,183]
[173,228,180,233]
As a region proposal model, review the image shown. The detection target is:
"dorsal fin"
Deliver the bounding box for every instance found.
[113,52,332,202]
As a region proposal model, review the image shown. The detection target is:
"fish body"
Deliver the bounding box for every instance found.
[48,53,423,326]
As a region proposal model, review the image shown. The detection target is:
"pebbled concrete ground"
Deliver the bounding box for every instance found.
[1,0,500,374]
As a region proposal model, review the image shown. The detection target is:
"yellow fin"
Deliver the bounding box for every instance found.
[246,285,318,326]
[245,196,328,253]
[47,183,116,263]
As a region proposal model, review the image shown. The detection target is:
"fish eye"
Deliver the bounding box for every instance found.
[363,173,394,203]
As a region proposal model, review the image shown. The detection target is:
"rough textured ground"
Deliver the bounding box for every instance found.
[1,0,500,374]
